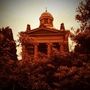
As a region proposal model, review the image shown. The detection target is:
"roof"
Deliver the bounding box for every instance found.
[20,27,70,36]
[39,10,53,20]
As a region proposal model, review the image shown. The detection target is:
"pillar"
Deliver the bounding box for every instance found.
[34,43,38,62]
[22,45,26,60]
[61,44,64,52]
[47,43,52,57]
[59,43,64,53]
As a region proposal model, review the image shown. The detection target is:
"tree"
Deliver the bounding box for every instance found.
[74,0,90,53]
[0,27,17,60]
[0,26,18,90]
[76,0,90,31]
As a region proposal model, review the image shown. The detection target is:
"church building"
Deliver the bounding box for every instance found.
[20,10,70,62]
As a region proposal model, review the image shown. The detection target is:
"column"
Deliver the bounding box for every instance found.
[22,45,26,60]
[47,43,52,57]
[34,43,38,62]
[64,41,69,52]
[60,44,64,52]
[59,43,64,53]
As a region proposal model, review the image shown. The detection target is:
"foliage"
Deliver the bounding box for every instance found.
[1,52,90,90]
[0,27,17,60]
[0,26,17,90]
[74,0,90,53]
[74,29,90,53]
[76,0,90,31]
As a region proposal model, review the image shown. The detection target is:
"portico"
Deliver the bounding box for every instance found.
[20,10,70,62]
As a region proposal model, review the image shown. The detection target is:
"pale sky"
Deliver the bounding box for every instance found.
[0,0,80,39]
[0,0,80,59]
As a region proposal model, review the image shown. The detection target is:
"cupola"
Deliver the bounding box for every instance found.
[39,10,54,28]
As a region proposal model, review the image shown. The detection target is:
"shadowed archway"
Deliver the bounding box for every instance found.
[38,43,47,54]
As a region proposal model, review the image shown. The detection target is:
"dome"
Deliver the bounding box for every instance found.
[39,10,53,20]
[39,10,54,28]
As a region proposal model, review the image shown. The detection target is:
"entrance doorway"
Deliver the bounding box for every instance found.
[38,43,47,54]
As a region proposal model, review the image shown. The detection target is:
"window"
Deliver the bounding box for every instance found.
[52,43,60,50]
[44,19,48,24]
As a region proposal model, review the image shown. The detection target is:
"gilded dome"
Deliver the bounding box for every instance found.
[39,10,53,20]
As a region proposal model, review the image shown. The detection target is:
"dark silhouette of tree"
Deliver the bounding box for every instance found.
[0,26,17,90]
[74,0,90,53]
[0,27,17,60]
[76,0,90,31]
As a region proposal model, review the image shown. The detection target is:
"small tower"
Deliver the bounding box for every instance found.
[39,10,54,28]
[26,24,31,31]
[60,23,65,31]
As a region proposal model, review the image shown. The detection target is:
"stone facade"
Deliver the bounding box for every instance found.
[20,10,70,62]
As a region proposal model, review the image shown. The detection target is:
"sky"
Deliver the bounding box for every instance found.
[0,0,80,59]
[0,0,80,38]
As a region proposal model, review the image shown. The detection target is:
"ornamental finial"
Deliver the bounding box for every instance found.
[45,7,47,12]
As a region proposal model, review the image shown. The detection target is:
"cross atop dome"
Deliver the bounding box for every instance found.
[45,7,47,12]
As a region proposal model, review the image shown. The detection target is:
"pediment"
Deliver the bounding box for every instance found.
[28,28,60,35]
